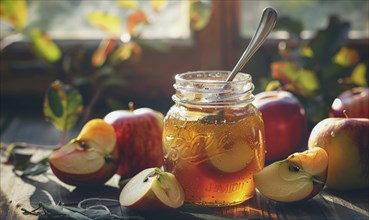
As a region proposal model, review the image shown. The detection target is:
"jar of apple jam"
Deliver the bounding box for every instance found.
[162,71,265,207]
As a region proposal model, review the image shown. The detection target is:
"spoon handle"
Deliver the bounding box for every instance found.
[226,7,278,82]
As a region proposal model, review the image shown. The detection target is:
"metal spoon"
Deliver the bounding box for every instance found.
[199,8,277,123]
[226,7,278,82]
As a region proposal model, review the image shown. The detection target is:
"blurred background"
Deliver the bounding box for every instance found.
[1,0,368,124]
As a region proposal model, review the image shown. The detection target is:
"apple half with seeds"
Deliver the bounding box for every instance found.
[49,119,118,186]
[120,167,185,210]
[254,147,328,203]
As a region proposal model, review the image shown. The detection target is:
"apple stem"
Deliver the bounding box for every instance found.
[343,110,349,118]
[128,101,135,112]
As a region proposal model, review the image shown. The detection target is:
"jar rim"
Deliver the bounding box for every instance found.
[173,71,255,108]
[175,71,252,85]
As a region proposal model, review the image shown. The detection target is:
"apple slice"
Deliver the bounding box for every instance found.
[49,119,118,186]
[120,167,185,210]
[205,136,254,173]
[254,147,328,203]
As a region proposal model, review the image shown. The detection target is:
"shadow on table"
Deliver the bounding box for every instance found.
[270,189,369,220]
[20,174,120,205]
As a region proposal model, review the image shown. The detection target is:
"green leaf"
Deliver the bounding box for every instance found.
[46,86,63,117]
[295,69,320,96]
[43,80,84,131]
[351,63,368,86]
[274,16,303,37]
[190,0,212,31]
[308,16,350,66]
[0,0,28,30]
[28,29,61,62]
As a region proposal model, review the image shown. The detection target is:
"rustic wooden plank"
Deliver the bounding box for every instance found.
[1,116,79,147]
[0,147,122,219]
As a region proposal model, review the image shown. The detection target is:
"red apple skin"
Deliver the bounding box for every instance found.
[253,90,308,163]
[125,194,174,211]
[104,108,164,178]
[49,148,119,186]
[330,87,369,118]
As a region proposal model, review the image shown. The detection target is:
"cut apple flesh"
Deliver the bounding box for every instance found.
[205,136,254,173]
[120,168,184,210]
[254,148,328,203]
[49,141,106,174]
[254,161,314,202]
[49,119,117,175]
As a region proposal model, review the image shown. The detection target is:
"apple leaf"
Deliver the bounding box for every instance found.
[0,0,27,30]
[28,29,61,63]
[308,16,350,66]
[126,10,148,35]
[116,0,139,9]
[110,42,142,63]
[351,63,368,86]
[271,61,298,84]
[294,69,320,96]
[150,0,167,12]
[333,47,360,68]
[265,80,282,91]
[43,80,83,132]
[87,11,122,37]
[91,38,116,67]
[189,0,212,31]
[274,16,303,38]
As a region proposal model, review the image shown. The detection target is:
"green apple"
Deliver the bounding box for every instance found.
[254,147,328,203]
[120,168,185,210]
[308,117,369,190]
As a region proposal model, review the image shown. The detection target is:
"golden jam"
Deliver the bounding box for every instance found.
[163,71,265,207]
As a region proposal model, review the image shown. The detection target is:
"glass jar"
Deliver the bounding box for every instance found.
[162,71,265,207]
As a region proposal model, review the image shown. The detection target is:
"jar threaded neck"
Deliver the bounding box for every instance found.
[173,71,255,108]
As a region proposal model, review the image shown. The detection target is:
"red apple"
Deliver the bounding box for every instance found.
[308,117,369,190]
[104,102,164,178]
[253,90,308,163]
[49,119,118,186]
[330,87,369,118]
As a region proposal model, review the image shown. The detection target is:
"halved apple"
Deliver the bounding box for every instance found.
[49,119,118,186]
[120,167,185,210]
[254,147,328,203]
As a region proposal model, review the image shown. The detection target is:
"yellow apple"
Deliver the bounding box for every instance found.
[308,117,369,190]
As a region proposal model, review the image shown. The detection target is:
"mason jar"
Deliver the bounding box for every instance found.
[162,71,265,207]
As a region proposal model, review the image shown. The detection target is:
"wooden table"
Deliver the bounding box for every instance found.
[1,116,368,220]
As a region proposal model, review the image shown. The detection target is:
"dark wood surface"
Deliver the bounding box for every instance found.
[1,116,368,220]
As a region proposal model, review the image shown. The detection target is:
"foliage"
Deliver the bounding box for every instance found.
[265,15,368,126]
[44,80,84,145]
[1,0,213,122]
